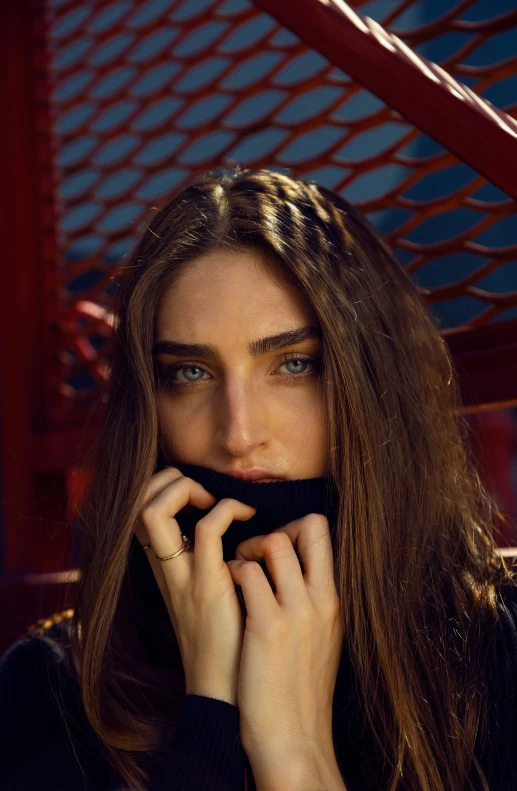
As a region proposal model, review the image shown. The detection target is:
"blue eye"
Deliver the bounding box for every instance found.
[283,358,311,375]
[173,365,208,384]
[159,353,320,390]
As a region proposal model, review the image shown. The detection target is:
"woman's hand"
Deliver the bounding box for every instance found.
[134,466,256,706]
[227,514,346,790]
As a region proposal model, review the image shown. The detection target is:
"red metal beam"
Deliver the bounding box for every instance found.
[252,0,517,201]
[445,317,517,411]
[0,0,70,575]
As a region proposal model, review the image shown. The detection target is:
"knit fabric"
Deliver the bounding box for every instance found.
[173,462,340,562]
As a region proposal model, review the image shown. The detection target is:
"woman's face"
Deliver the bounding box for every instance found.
[154,248,327,480]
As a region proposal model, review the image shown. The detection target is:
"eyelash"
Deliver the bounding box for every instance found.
[159,353,321,391]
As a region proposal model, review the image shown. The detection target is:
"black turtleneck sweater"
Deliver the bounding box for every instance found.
[1,464,517,790]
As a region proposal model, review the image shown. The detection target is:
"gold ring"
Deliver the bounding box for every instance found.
[157,534,192,562]
[141,543,152,551]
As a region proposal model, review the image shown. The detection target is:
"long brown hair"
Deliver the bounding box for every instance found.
[69,167,514,791]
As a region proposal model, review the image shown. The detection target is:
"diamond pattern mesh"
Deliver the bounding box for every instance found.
[43,0,517,416]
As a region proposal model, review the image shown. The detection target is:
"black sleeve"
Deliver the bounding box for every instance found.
[475,581,517,790]
[0,634,245,791]
[0,634,115,790]
[148,694,245,790]
[0,637,76,788]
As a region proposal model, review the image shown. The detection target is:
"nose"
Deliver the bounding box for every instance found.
[214,377,271,458]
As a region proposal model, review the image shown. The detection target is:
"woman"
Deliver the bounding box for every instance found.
[1,167,516,791]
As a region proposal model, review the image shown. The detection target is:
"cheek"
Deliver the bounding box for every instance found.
[290,377,325,418]
[277,390,328,477]
[277,386,327,440]
[304,404,326,447]
[157,395,212,456]
[301,385,327,446]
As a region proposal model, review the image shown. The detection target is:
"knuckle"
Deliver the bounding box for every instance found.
[240,560,262,578]
[194,516,212,534]
[263,532,291,553]
[305,513,329,531]
[141,501,161,524]
[196,497,243,529]
[217,497,238,510]
[297,604,316,627]
[196,498,229,523]
[163,467,185,484]
[141,475,189,520]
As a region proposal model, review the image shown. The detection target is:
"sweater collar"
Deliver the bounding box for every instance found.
[174,463,339,562]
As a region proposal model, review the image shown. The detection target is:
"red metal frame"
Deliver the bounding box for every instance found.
[0,0,70,577]
[445,317,517,412]
[1,1,516,644]
[253,0,517,201]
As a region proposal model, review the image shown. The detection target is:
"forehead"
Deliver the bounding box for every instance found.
[156,249,317,338]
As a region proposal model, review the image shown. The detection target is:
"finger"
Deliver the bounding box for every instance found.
[143,466,186,508]
[237,514,335,597]
[232,531,306,606]
[227,560,279,622]
[272,514,335,597]
[134,467,188,546]
[193,498,256,573]
[140,477,217,581]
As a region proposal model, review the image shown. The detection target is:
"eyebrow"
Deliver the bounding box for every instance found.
[153,325,322,360]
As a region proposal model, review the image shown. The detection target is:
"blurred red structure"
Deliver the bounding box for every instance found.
[1,0,517,651]
[467,409,517,547]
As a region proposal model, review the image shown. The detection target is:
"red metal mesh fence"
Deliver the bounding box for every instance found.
[43,0,517,425]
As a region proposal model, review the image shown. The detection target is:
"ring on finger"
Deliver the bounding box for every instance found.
[157,534,193,562]
[140,534,193,560]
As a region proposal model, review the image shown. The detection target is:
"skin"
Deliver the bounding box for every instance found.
[154,248,327,479]
[137,248,346,789]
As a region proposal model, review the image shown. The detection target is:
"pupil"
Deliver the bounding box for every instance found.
[186,366,202,381]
